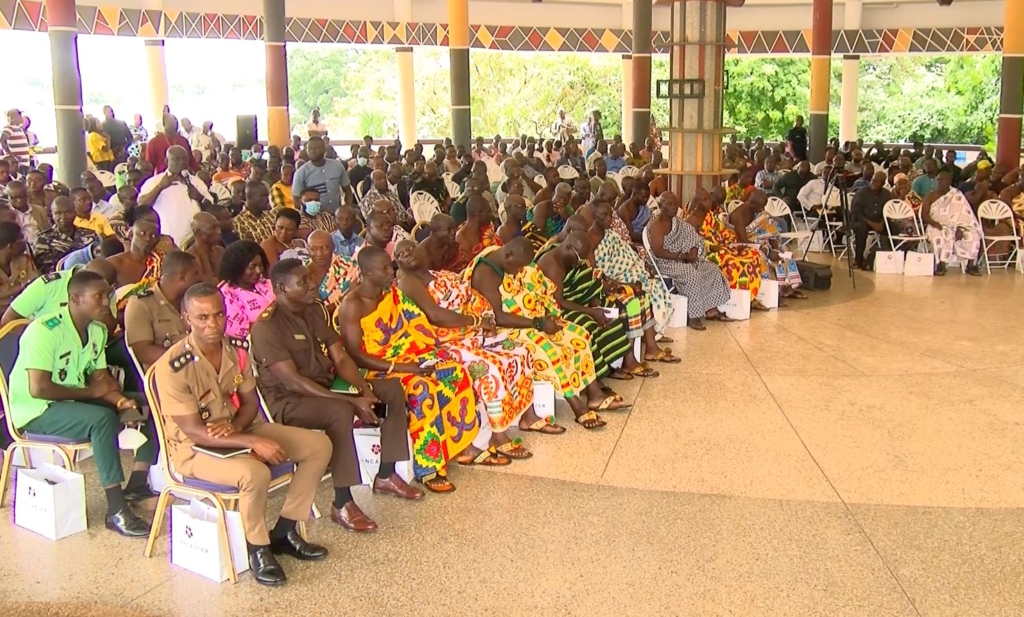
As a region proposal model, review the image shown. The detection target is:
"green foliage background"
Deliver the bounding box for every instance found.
[286,45,1006,147]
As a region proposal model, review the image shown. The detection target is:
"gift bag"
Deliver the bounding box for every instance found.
[755,280,779,309]
[14,463,87,540]
[874,251,905,274]
[171,499,249,583]
[667,294,688,329]
[533,380,556,418]
[904,252,934,277]
[718,289,751,321]
[353,428,414,485]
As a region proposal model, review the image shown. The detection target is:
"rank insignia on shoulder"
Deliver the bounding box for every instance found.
[259,304,276,320]
[228,337,249,350]
[43,316,61,329]
[170,350,197,372]
[42,272,62,283]
[136,289,154,298]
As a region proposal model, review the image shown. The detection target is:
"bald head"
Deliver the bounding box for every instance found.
[564,230,590,255]
[190,211,218,233]
[307,229,333,251]
[429,213,455,233]
[748,189,767,209]
[84,257,118,285]
[564,214,588,234]
[505,236,534,261]
[466,195,491,221]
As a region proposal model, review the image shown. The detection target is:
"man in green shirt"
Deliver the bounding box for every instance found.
[1,258,117,325]
[8,270,154,537]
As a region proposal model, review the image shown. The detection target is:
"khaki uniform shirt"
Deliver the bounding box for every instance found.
[249,301,338,419]
[152,334,260,471]
[123,285,187,355]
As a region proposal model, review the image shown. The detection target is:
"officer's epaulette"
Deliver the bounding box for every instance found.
[228,337,249,350]
[258,302,276,321]
[42,315,62,329]
[169,348,197,372]
[136,289,154,298]
[42,272,62,283]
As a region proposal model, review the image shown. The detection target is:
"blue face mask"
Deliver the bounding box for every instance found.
[304,201,321,215]
[357,157,368,166]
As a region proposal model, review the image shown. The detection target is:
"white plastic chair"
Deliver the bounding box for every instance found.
[93,169,116,188]
[821,187,847,258]
[619,165,640,178]
[882,199,927,252]
[442,174,461,200]
[114,162,129,176]
[410,191,441,224]
[977,199,1020,274]
[726,200,744,215]
[208,181,232,204]
[534,174,547,189]
[640,226,674,296]
[557,165,579,180]
[764,197,811,250]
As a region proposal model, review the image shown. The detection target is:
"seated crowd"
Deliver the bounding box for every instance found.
[0,106,1020,588]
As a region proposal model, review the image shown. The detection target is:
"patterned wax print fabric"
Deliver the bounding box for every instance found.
[593,229,672,332]
[698,210,766,300]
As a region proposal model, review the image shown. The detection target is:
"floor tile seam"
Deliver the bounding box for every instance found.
[124,572,182,606]
[743,314,865,375]
[729,324,923,616]
[598,373,646,481]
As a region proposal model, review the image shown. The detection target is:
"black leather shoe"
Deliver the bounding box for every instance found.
[104,507,151,538]
[249,547,287,586]
[123,485,159,504]
[269,529,329,561]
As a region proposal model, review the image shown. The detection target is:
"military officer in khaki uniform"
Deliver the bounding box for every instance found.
[153,282,332,587]
[124,251,201,371]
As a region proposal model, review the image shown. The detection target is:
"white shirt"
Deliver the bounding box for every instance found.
[191,131,216,162]
[812,160,833,176]
[306,121,327,136]
[12,208,42,245]
[139,171,213,245]
[798,179,827,212]
[92,199,122,220]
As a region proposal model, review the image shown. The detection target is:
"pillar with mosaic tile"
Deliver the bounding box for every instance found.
[263,0,290,147]
[45,0,87,185]
[997,0,1024,168]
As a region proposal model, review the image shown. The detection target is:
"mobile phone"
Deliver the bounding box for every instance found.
[372,402,387,419]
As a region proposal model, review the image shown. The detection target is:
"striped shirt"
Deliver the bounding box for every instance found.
[1,124,30,166]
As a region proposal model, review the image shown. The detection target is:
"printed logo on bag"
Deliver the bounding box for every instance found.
[185,526,193,539]
[886,254,894,260]
[371,444,381,455]
[27,486,36,497]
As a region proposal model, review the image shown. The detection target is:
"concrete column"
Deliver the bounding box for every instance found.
[263,0,290,147]
[45,0,86,185]
[662,0,730,197]
[396,47,417,146]
[622,54,633,142]
[997,0,1024,168]
[447,0,472,149]
[838,55,859,144]
[631,0,652,146]
[144,39,170,127]
[809,0,833,162]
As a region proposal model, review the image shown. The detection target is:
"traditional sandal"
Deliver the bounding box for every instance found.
[687,318,707,331]
[590,395,631,411]
[456,447,512,467]
[607,369,635,381]
[626,364,659,378]
[645,349,682,364]
[495,439,533,460]
[418,471,456,493]
[751,299,771,312]
[574,411,607,430]
[655,334,675,343]
[520,416,567,435]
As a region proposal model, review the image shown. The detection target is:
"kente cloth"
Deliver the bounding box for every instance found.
[350,286,478,478]
[526,205,574,238]
[646,218,731,318]
[221,278,275,339]
[115,250,164,312]
[464,246,598,399]
[535,242,632,376]
[453,222,504,273]
[593,230,672,332]
[426,270,534,432]
[744,212,803,288]
[521,221,547,253]
[699,211,765,300]
[319,253,360,306]
[925,189,981,263]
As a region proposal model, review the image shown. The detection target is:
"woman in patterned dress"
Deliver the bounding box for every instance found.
[218,240,275,339]
[729,190,807,298]
[395,240,549,463]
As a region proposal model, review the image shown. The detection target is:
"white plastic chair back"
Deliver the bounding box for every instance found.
[619,165,640,178]
[557,165,579,180]
[640,226,671,295]
[977,199,1014,224]
[114,162,129,176]
[93,169,116,188]
[208,181,232,204]
[534,174,547,189]
[882,199,925,251]
[726,200,744,214]
[977,199,1019,273]
[410,191,441,224]
[443,176,461,200]
[764,197,791,219]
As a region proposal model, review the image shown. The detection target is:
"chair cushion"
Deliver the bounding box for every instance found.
[181,461,295,493]
[23,433,90,446]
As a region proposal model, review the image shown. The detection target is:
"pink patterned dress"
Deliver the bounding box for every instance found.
[220,278,275,339]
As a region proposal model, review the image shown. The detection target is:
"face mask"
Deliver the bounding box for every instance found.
[304,201,321,215]
[357,157,368,166]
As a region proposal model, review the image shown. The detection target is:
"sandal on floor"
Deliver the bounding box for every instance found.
[645,349,682,364]
[590,395,631,411]
[456,447,512,467]
[418,472,457,493]
[656,334,675,343]
[687,318,707,331]
[707,312,735,322]
[495,439,533,460]
[626,364,659,378]
[787,289,808,299]
[607,369,635,381]
[751,299,771,311]
[574,411,607,430]
[520,416,567,435]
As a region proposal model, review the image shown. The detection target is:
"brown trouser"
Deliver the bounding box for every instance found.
[180,423,332,545]
[275,378,410,488]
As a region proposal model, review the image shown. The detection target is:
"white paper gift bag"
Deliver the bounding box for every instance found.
[903,252,935,277]
[533,380,556,418]
[718,289,751,321]
[667,294,688,329]
[171,499,249,583]
[874,251,905,274]
[755,280,779,309]
[14,463,87,541]
[353,429,414,485]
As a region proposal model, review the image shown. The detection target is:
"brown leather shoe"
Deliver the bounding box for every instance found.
[330,501,378,533]
[372,474,426,500]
